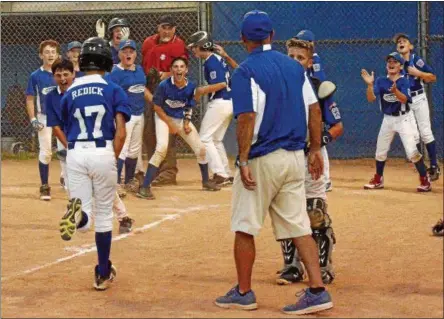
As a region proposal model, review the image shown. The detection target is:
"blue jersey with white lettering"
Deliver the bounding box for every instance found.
[373,76,411,115]
[401,52,434,92]
[322,95,341,127]
[231,44,307,159]
[109,65,146,116]
[60,74,131,142]
[204,53,231,100]
[26,67,57,114]
[308,53,326,82]
[153,77,196,119]
[45,87,64,128]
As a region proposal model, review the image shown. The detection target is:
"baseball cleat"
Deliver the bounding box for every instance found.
[212,174,232,186]
[432,219,444,236]
[125,178,140,193]
[117,183,127,198]
[364,174,384,189]
[281,288,333,315]
[325,181,333,192]
[215,285,258,310]
[276,265,305,285]
[417,175,431,192]
[151,175,177,186]
[427,165,441,181]
[119,216,134,234]
[59,198,83,241]
[40,184,51,201]
[93,261,117,291]
[202,180,221,191]
[137,187,155,199]
[134,171,145,188]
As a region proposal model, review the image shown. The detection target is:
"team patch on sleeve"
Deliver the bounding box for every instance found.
[416,59,425,68]
[329,102,341,120]
[210,71,217,80]
[313,64,321,72]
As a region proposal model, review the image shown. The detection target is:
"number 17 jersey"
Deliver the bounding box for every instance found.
[61,74,131,143]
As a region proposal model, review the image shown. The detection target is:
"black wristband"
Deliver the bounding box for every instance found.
[321,131,333,147]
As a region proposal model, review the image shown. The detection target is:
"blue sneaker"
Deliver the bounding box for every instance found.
[282,288,333,315]
[215,285,258,310]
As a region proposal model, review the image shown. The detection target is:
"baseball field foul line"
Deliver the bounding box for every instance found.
[1,204,228,282]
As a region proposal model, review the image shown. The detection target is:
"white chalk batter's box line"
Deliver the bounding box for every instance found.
[1,204,229,282]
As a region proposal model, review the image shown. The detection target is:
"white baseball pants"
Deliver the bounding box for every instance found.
[409,92,435,144]
[119,114,144,161]
[305,154,327,200]
[375,113,422,163]
[321,145,330,183]
[37,113,52,164]
[66,141,117,233]
[200,99,233,178]
[149,114,207,167]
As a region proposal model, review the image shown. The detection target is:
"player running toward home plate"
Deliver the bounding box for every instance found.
[57,37,131,290]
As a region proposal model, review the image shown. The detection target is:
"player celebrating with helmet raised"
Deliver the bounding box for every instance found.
[26,40,60,200]
[187,31,234,186]
[57,37,131,290]
[137,57,224,199]
[361,52,431,192]
[96,17,130,64]
[394,33,440,181]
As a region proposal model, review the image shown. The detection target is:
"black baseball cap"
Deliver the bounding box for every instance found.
[158,15,176,27]
[393,33,410,44]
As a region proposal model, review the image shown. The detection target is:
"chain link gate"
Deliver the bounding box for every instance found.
[210,1,443,161]
[1,2,205,156]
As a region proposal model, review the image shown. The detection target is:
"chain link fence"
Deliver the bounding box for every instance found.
[1,1,203,155]
[1,2,443,161]
[211,2,443,160]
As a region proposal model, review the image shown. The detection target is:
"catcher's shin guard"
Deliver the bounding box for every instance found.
[307,198,336,284]
[277,239,305,284]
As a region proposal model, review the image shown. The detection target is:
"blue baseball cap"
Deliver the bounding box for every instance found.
[241,10,273,41]
[393,33,410,44]
[67,41,82,51]
[386,52,405,64]
[294,30,315,42]
[119,39,136,51]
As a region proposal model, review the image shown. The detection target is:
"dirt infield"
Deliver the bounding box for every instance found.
[1,158,443,318]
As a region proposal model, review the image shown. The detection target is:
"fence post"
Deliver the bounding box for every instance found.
[417,1,430,160]
[197,2,210,123]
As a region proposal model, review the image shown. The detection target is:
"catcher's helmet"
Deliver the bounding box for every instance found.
[187,31,214,50]
[108,17,129,32]
[79,37,113,72]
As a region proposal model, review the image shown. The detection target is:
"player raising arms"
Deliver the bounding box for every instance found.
[57,37,131,290]
[187,31,234,186]
[109,39,153,194]
[137,57,224,199]
[95,17,130,64]
[276,38,343,285]
[26,40,60,200]
[361,52,431,192]
[394,33,440,181]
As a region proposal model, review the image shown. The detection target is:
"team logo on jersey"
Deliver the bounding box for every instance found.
[165,99,186,109]
[128,84,145,94]
[41,86,56,95]
[329,102,341,120]
[160,54,166,61]
[416,59,425,68]
[313,63,321,72]
[210,71,217,80]
[383,93,398,103]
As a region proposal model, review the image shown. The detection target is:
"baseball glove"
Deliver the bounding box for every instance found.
[146,67,161,92]
[432,219,444,236]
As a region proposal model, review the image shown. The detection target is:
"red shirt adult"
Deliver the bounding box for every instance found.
[141,34,188,74]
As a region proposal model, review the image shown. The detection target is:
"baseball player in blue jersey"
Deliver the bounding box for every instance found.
[66,41,85,78]
[46,58,135,234]
[275,38,343,286]
[294,30,333,193]
[109,39,153,195]
[56,37,131,290]
[26,40,60,200]
[187,31,234,186]
[394,33,440,181]
[361,52,431,192]
[137,57,223,199]
[95,17,130,64]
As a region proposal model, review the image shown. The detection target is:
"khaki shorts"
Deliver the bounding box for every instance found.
[231,149,312,240]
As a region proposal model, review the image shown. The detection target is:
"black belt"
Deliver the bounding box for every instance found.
[68,140,107,150]
[411,89,424,97]
[389,110,408,117]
